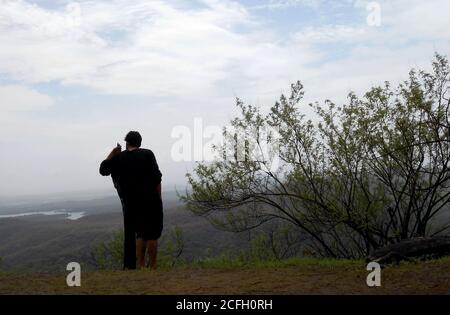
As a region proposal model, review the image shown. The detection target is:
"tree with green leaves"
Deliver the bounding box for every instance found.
[182,54,450,259]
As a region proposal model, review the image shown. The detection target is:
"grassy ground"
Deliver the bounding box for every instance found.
[1,257,449,294]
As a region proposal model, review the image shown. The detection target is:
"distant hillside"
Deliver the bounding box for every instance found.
[0,189,183,214]
[3,191,447,273]
[0,192,249,272]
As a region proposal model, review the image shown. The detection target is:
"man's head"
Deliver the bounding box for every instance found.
[124,131,142,150]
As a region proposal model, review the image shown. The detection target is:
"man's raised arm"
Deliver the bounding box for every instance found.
[99,144,121,176]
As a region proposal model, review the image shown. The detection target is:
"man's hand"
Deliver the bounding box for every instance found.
[112,143,122,154]
[106,143,122,160]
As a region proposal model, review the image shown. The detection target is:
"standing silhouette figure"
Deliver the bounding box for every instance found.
[100,131,163,270]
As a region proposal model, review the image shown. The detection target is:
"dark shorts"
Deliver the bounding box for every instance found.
[123,197,163,241]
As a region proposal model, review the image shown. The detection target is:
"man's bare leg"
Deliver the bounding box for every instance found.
[136,238,147,269]
[146,240,158,270]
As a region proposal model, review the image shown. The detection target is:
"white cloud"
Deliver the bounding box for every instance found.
[0,85,54,111]
[0,0,445,103]
[293,25,367,43]
[383,0,450,40]
[0,0,275,97]
[250,0,323,10]
[0,0,446,102]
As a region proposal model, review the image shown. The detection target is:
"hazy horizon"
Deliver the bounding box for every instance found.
[0,184,187,204]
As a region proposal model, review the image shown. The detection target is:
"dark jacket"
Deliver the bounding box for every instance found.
[99,148,162,204]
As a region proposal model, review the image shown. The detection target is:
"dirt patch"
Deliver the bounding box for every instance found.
[1,261,449,294]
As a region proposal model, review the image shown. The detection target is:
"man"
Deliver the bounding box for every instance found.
[99,131,163,270]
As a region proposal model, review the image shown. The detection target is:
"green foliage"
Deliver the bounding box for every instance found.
[245,224,305,261]
[91,231,124,270]
[90,223,307,270]
[190,234,361,269]
[192,256,362,269]
[158,226,185,268]
[190,224,306,268]
[92,226,185,270]
[183,53,450,259]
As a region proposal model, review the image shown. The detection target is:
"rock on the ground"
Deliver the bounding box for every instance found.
[367,236,450,264]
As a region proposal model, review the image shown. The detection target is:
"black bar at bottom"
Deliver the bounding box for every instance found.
[0,295,443,313]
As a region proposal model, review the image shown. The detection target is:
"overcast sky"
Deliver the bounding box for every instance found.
[0,0,449,197]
